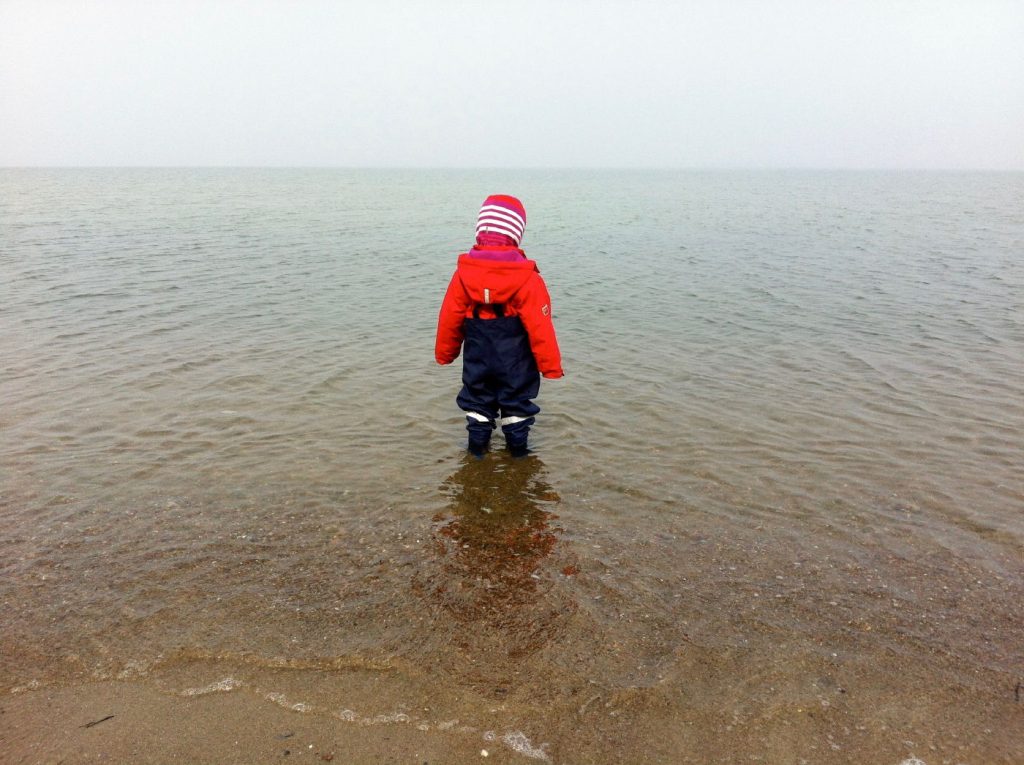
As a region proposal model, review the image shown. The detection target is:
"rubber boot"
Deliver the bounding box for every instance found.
[466,418,494,458]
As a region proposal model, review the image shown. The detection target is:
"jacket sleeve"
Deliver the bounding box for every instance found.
[517,273,564,378]
[435,271,467,364]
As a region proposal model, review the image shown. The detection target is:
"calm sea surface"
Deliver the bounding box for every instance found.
[2,169,1023,762]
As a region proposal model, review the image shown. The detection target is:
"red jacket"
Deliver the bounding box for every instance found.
[435,248,563,378]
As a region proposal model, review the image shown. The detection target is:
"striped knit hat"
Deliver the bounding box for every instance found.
[476,194,526,246]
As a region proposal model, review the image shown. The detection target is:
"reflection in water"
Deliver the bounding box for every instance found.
[414,453,576,658]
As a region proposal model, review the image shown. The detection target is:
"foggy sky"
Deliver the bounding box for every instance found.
[2,0,1022,169]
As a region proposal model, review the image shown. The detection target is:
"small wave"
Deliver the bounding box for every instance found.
[264,691,313,713]
[502,731,551,761]
[329,706,549,759]
[180,677,242,696]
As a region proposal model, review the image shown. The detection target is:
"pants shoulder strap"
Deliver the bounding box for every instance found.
[472,303,505,318]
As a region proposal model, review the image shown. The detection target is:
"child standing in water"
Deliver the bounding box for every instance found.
[435,195,563,456]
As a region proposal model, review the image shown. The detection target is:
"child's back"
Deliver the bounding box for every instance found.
[435,195,562,456]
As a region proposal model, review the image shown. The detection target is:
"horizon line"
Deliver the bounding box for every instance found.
[2,164,1023,173]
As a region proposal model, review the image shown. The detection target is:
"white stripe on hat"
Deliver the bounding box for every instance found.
[478,205,525,231]
[476,212,524,239]
[476,218,524,241]
[476,217,524,235]
[476,217,524,237]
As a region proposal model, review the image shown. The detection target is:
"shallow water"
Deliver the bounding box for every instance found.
[2,168,1023,762]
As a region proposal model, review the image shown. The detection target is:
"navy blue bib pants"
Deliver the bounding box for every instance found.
[457,311,540,450]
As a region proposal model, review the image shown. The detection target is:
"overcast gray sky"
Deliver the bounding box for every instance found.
[2,0,1022,168]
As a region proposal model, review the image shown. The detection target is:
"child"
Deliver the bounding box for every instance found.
[435,195,563,457]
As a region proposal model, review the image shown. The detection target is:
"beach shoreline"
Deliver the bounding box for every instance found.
[4,644,1021,765]
[3,679,496,764]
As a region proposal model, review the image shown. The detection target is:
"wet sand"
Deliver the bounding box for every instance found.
[4,645,1020,764]
[4,680,491,764]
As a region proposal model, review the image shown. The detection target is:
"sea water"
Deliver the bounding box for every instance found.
[2,168,1022,762]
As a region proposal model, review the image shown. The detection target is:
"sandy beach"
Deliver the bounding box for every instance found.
[4,642,1021,764]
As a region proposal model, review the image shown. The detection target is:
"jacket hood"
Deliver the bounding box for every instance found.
[456,252,538,305]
